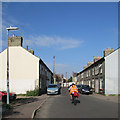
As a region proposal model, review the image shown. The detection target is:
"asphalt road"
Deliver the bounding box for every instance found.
[35,87,118,118]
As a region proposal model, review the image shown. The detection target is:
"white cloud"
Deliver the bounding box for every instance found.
[24,35,83,50]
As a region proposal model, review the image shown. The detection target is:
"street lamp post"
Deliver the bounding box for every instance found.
[6,26,18,104]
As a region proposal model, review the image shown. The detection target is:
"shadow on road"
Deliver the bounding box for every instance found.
[76,99,80,104]
[71,99,80,106]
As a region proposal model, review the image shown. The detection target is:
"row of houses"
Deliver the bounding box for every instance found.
[0,34,53,94]
[75,48,119,95]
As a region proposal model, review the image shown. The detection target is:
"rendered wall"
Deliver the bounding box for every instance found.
[105,49,119,94]
[119,49,120,94]
[0,49,7,92]
[0,47,40,94]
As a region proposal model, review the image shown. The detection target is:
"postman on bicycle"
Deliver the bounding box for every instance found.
[69,83,79,102]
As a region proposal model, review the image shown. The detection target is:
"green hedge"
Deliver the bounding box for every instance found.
[26,88,39,96]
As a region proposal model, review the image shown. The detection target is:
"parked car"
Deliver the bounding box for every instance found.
[57,84,61,89]
[76,84,83,93]
[0,91,16,102]
[0,91,7,102]
[80,85,93,94]
[47,84,61,95]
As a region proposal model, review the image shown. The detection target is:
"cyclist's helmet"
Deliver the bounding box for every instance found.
[72,83,75,86]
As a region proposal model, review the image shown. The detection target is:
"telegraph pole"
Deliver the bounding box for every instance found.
[66,72,67,87]
[53,56,55,84]
[66,72,67,80]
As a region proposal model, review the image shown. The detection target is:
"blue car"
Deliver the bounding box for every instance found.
[47,84,60,95]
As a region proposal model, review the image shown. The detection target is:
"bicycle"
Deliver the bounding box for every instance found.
[72,92,79,105]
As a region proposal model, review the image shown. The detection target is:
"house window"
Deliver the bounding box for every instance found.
[92,79,94,89]
[100,67,102,73]
[81,73,84,78]
[77,74,80,81]
[82,81,84,84]
[89,80,91,87]
[88,70,91,76]
[100,78,103,90]
[99,64,102,74]
[86,71,88,78]
[92,68,94,75]
[95,66,99,75]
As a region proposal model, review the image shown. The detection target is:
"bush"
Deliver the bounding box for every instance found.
[26,88,39,96]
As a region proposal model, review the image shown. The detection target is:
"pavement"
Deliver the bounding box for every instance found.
[1,89,119,119]
[89,93,119,103]
[2,94,49,119]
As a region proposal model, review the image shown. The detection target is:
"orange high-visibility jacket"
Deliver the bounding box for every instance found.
[70,85,78,94]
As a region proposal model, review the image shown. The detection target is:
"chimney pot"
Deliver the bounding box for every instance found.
[27,46,28,50]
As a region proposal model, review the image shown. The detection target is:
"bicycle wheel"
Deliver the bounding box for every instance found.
[72,94,74,103]
[74,97,77,105]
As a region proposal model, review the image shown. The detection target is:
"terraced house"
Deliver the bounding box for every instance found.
[0,34,53,94]
[77,48,119,95]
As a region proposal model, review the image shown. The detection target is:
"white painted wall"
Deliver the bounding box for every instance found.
[0,49,7,92]
[119,49,120,94]
[105,49,119,94]
[0,47,40,94]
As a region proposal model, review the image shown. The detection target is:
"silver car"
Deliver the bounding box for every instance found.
[47,84,60,95]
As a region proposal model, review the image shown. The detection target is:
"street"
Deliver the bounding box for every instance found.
[35,87,118,118]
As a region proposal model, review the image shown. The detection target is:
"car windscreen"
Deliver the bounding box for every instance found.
[82,85,89,88]
[48,85,58,88]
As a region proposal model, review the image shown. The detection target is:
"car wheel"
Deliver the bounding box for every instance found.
[2,96,7,103]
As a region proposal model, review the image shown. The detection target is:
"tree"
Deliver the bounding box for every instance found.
[56,74,62,82]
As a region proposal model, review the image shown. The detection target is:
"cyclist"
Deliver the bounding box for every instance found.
[69,83,78,101]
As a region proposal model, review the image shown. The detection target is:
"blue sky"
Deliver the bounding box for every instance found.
[2,2,118,78]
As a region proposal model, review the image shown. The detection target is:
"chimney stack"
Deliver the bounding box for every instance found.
[104,48,114,57]
[28,48,34,55]
[83,66,88,70]
[94,56,101,63]
[8,34,23,47]
[87,61,94,66]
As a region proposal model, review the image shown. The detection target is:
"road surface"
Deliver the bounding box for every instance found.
[35,87,118,118]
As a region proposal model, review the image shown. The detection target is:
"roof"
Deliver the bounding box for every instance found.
[0,46,53,74]
[104,47,120,58]
[77,47,119,76]
[77,57,105,76]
